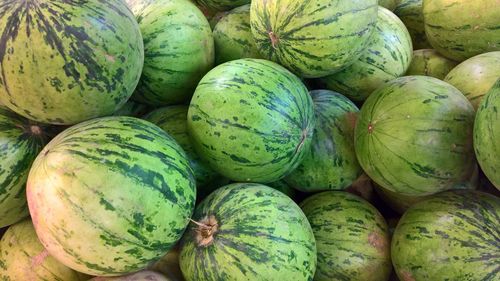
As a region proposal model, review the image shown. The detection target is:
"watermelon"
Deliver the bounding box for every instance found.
[405,49,458,80]
[213,5,262,64]
[149,246,184,281]
[423,0,500,61]
[196,0,250,12]
[392,191,500,281]
[267,180,297,200]
[300,191,391,281]
[394,0,431,49]
[250,0,378,78]
[0,219,86,281]
[444,51,500,110]
[355,76,476,196]
[0,0,143,125]
[179,183,317,281]
[112,100,151,118]
[474,78,500,191]
[26,116,196,276]
[90,271,170,281]
[187,59,315,183]
[318,7,413,102]
[208,11,229,29]
[0,107,46,228]
[378,0,398,10]
[285,90,362,192]
[127,0,214,106]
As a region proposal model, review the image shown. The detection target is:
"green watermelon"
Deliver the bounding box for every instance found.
[405,49,458,80]
[112,100,151,118]
[285,90,362,192]
[127,0,214,106]
[179,183,317,281]
[267,180,297,199]
[318,7,413,102]
[187,59,315,183]
[149,246,184,281]
[208,11,229,29]
[355,76,476,196]
[26,116,196,276]
[250,0,378,78]
[474,78,500,191]
[300,191,391,281]
[392,191,500,281]
[378,0,398,10]
[90,271,170,281]
[0,0,143,125]
[0,219,86,281]
[423,0,500,61]
[0,107,46,228]
[196,0,250,12]
[444,51,500,110]
[213,5,262,64]
[394,0,431,49]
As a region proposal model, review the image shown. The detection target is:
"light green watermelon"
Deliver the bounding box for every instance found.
[394,0,431,49]
[406,49,458,79]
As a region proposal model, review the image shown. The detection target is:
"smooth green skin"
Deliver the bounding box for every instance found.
[90,271,171,281]
[0,220,85,281]
[423,0,500,62]
[179,183,317,281]
[286,90,362,192]
[378,0,398,10]
[0,0,143,125]
[0,108,46,228]
[112,100,151,118]
[196,0,250,12]
[355,76,476,196]
[392,191,500,281]
[319,7,413,102]
[187,59,315,183]
[444,52,500,110]
[213,5,262,65]
[250,0,378,78]
[474,78,500,191]
[26,117,196,276]
[406,49,458,80]
[127,0,214,106]
[301,192,391,281]
[394,0,431,49]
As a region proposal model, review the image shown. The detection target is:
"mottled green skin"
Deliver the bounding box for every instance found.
[406,49,458,80]
[0,108,46,228]
[196,0,250,12]
[112,100,151,118]
[474,79,500,191]
[301,192,391,281]
[319,7,413,102]
[250,0,378,78]
[378,0,398,10]
[0,0,143,125]
[423,0,500,62]
[127,0,214,106]
[444,52,500,110]
[392,191,500,281]
[355,76,476,196]
[213,5,262,64]
[0,220,85,281]
[179,183,317,281]
[90,271,171,281]
[394,0,431,49]
[188,59,315,183]
[26,117,196,276]
[144,106,220,188]
[286,90,361,192]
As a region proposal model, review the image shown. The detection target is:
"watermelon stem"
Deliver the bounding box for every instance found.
[268,31,279,49]
[191,216,218,247]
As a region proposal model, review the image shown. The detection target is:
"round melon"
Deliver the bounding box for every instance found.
[0,0,143,125]
[26,116,196,276]
[250,0,378,78]
[392,191,500,281]
[394,0,431,49]
[90,271,170,281]
[406,49,458,80]
[355,76,476,196]
[187,59,315,183]
[423,0,500,61]
[300,191,391,281]
[196,0,250,12]
[319,7,413,102]
[179,183,317,281]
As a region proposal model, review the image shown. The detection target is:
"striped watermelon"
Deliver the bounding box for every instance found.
[406,49,458,80]
[394,0,431,49]
[179,183,317,281]
[318,7,413,102]
[300,191,391,281]
[0,0,143,125]
[355,76,476,196]
[250,0,378,78]
[196,0,250,12]
[0,107,46,228]
[187,59,315,183]
[423,0,500,61]
[127,0,214,106]
[392,191,500,281]
[112,100,151,118]
[285,90,362,192]
[90,271,170,281]
[26,116,196,276]
[444,51,500,110]
[474,78,500,191]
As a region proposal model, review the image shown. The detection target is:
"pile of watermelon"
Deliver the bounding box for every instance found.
[0,0,498,280]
